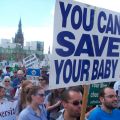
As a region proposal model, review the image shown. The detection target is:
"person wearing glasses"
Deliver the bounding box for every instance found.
[56,87,83,120]
[88,87,120,120]
[18,85,47,120]
[2,76,14,100]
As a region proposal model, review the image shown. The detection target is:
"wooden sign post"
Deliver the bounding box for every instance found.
[80,85,89,120]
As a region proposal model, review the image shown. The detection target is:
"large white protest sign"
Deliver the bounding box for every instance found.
[0,100,18,120]
[23,54,39,68]
[49,0,120,89]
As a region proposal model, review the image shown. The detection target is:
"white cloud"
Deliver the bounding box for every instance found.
[0,27,16,40]
[24,26,53,53]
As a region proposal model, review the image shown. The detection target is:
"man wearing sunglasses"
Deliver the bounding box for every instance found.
[88,87,120,120]
[57,87,83,120]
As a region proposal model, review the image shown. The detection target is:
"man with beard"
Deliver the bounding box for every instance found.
[88,87,120,120]
[56,87,83,120]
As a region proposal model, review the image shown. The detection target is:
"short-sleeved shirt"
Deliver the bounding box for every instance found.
[88,106,120,120]
[18,104,47,120]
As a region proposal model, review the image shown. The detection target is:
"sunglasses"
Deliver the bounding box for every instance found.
[36,93,45,97]
[104,95,117,99]
[5,81,10,82]
[68,100,82,106]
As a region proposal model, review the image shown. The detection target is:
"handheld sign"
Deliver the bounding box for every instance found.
[26,68,40,83]
[49,0,120,89]
[23,54,39,68]
[0,100,18,120]
[26,68,40,76]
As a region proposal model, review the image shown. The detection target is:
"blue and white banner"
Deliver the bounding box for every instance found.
[49,0,120,89]
[26,68,40,76]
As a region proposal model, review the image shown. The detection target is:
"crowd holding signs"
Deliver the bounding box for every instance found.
[0,54,45,120]
[1,0,120,120]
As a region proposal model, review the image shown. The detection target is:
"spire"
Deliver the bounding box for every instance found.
[18,18,22,33]
[14,18,24,48]
[19,18,21,27]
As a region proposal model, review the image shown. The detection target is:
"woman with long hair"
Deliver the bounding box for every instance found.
[18,85,47,120]
[19,80,33,112]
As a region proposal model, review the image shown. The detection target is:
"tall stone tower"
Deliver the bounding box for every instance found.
[14,19,24,48]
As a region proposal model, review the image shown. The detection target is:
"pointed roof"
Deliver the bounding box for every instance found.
[18,18,22,33]
[14,18,24,47]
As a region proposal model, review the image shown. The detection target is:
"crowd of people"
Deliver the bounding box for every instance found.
[0,66,120,120]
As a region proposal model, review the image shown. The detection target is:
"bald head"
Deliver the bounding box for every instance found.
[17,70,24,75]
[17,70,24,79]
